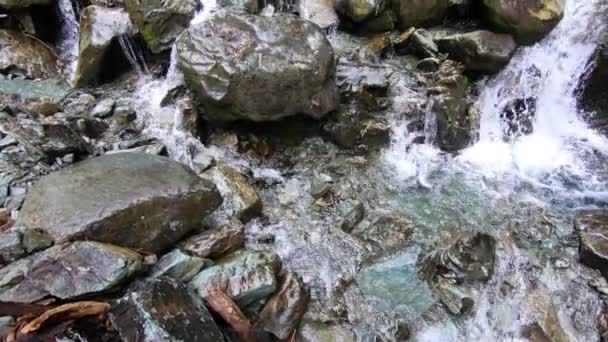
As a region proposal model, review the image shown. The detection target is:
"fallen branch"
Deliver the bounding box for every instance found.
[205,287,254,342]
[19,301,110,335]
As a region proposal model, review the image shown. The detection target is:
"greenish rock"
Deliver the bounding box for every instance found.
[480,0,564,44]
[436,30,517,73]
[0,0,49,8]
[335,0,385,23]
[189,250,280,307]
[0,241,143,303]
[0,30,58,79]
[125,0,198,54]
[391,0,449,29]
[149,249,212,282]
[73,6,133,87]
[575,210,608,280]
[176,9,338,122]
[180,219,244,259]
[110,277,225,342]
[202,164,262,223]
[0,316,13,337]
[17,153,222,254]
[259,272,309,339]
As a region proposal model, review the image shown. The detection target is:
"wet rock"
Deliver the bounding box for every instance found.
[176,9,338,122]
[0,30,57,79]
[335,0,385,23]
[392,0,449,28]
[192,151,216,173]
[366,34,391,57]
[354,213,414,256]
[430,60,475,152]
[420,232,496,283]
[500,97,536,139]
[582,35,608,118]
[0,316,13,337]
[436,30,518,73]
[399,28,439,59]
[125,0,198,54]
[0,226,52,265]
[258,272,309,340]
[150,249,212,282]
[575,210,608,280]
[110,276,225,342]
[202,164,262,223]
[189,250,280,307]
[524,288,571,342]
[74,6,133,87]
[62,92,96,116]
[298,0,338,29]
[113,105,137,126]
[298,321,356,342]
[0,241,143,303]
[310,181,332,199]
[417,57,441,72]
[91,98,115,118]
[18,153,222,254]
[435,280,475,315]
[480,0,564,44]
[0,112,90,162]
[341,202,365,233]
[180,219,244,260]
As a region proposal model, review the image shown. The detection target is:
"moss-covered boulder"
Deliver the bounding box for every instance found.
[73,5,133,87]
[391,0,449,29]
[0,30,58,79]
[125,0,198,54]
[176,9,338,122]
[17,153,222,254]
[480,0,564,44]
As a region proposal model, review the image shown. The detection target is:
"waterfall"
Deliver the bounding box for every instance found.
[460,0,608,180]
[56,0,81,81]
[117,34,149,75]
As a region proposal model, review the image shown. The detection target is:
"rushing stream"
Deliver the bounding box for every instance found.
[50,0,608,339]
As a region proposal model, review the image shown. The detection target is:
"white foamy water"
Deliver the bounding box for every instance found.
[56,0,81,81]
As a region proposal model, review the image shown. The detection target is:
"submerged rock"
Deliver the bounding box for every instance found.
[258,272,309,340]
[0,30,57,79]
[125,0,198,53]
[176,9,338,122]
[436,30,518,73]
[0,241,143,303]
[500,97,536,139]
[190,250,280,307]
[354,213,414,257]
[392,0,449,28]
[340,202,365,233]
[575,210,608,280]
[110,277,225,342]
[524,288,571,342]
[298,0,339,29]
[480,0,564,44]
[180,219,244,259]
[17,153,222,254]
[202,164,262,223]
[73,6,133,87]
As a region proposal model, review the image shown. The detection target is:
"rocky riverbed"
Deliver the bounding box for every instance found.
[1,0,608,341]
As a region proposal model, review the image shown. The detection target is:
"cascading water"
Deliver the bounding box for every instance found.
[56,0,81,81]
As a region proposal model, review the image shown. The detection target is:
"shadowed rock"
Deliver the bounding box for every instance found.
[0,30,58,79]
[575,210,608,280]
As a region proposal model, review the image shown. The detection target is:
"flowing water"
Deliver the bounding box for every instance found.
[56,0,81,82]
[89,0,608,339]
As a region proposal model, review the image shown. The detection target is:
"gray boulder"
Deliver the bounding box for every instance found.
[17,153,222,254]
[480,0,564,44]
[0,241,143,303]
[125,0,198,54]
[74,6,134,87]
[575,210,608,280]
[437,30,518,73]
[180,219,245,260]
[110,277,225,342]
[0,30,58,79]
[190,250,280,307]
[176,9,338,122]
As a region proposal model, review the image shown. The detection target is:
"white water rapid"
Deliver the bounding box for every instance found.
[56,0,81,81]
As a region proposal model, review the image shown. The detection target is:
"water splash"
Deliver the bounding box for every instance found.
[56,0,81,81]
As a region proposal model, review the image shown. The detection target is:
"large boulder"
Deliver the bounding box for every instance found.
[73,6,134,87]
[0,0,50,9]
[391,0,449,29]
[180,219,245,259]
[0,30,58,79]
[110,277,225,342]
[335,0,385,23]
[125,0,198,54]
[17,153,222,254]
[436,30,518,74]
[176,9,338,122]
[0,241,143,303]
[299,0,339,29]
[189,250,280,307]
[575,210,608,280]
[480,0,564,44]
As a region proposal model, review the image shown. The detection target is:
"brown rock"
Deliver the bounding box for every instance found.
[180,219,244,260]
